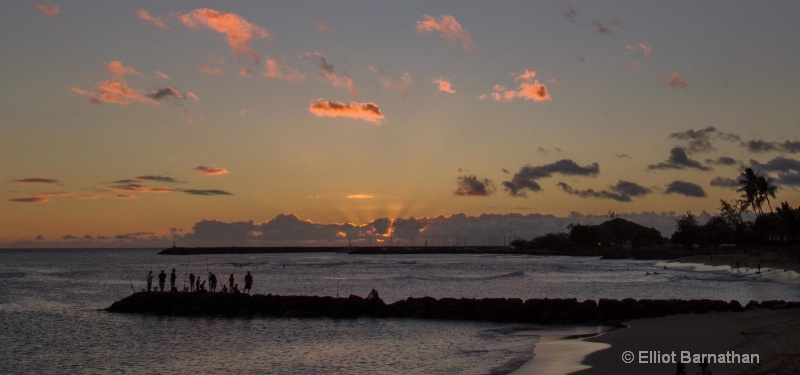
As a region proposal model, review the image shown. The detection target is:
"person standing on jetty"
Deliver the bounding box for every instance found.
[158,270,166,292]
[244,271,253,294]
[189,273,195,292]
[209,272,217,292]
[170,269,176,292]
[146,271,153,292]
[229,273,235,291]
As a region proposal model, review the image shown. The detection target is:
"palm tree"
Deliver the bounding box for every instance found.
[756,174,777,214]
[737,168,761,216]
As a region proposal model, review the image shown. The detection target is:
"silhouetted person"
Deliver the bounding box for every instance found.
[200,280,206,291]
[244,271,253,294]
[158,270,166,292]
[221,285,228,293]
[233,284,240,293]
[229,273,235,291]
[146,271,153,292]
[209,272,217,292]
[195,277,200,292]
[170,269,177,292]
[189,273,195,292]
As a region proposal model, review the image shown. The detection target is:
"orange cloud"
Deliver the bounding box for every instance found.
[105,61,141,81]
[665,72,688,89]
[193,166,229,176]
[346,194,375,199]
[380,72,412,96]
[477,69,551,102]
[96,80,148,105]
[36,4,59,18]
[70,86,100,104]
[197,65,223,75]
[415,14,475,51]
[138,9,169,29]
[178,8,272,62]
[433,77,456,94]
[309,99,384,124]
[264,58,305,82]
[156,71,170,79]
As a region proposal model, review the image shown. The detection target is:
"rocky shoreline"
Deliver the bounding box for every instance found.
[106,292,799,325]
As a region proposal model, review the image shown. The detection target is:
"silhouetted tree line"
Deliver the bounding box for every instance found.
[512,168,799,251]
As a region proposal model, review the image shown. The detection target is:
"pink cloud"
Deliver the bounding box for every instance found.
[264,58,305,82]
[380,72,412,96]
[178,8,272,62]
[193,166,229,176]
[316,19,333,33]
[433,77,456,94]
[105,61,141,82]
[309,99,384,124]
[197,65,223,75]
[36,4,59,18]
[156,71,170,79]
[301,52,357,96]
[478,70,551,102]
[70,86,101,104]
[625,42,652,58]
[415,14,475,51]
[665,72,688,89]
[138,9,169,29]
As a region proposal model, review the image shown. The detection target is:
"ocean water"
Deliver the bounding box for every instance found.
[2,249,799,374]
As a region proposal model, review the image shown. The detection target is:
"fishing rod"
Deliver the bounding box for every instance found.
[123,265,135,294]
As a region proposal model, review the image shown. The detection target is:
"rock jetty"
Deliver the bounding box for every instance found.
[106,292,800,324]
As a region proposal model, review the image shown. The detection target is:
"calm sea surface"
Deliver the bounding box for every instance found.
[2,249,799,374]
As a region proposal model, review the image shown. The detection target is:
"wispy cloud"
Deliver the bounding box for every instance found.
[477,70,551,102]
[346,194,375,199]
[36,4,59,18]
[10,178,61,185]
[664,72,688,89]
[433,77,456,94]
[454,175,496,196]
[710,176,739,189]
[264,58,305,82]
[178,8,272,62]
[415,14,475,51]
[137,9,169,29]
[308,99,384,124]
[180,189,232,196]
[593,18,620,34]
[197,65,223,76]
[301,52,357,97]
[9,197,49,203]
[316,19,333,33]
[136,175,184,184]
[669,127,740,154]
[502,159,600,198]
[105,61,141,82]
[664,180,706,197]
[743,139,800,154]
[380,72,412,96]
[625,42,652,58]
[146,87,187,101]
[193,166,230,176]
[647,147,711,171]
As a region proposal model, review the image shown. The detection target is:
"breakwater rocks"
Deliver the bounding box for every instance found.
[106,293,800,324]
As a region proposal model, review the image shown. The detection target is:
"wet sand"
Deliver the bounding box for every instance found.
[569,308,800,374]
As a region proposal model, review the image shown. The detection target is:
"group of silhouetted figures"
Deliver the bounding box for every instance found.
[146,269,253,294]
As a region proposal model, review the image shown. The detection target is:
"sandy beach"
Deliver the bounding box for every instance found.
[568,307,800,374]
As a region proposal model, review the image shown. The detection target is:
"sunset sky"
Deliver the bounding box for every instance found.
[2,1,799,248]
